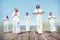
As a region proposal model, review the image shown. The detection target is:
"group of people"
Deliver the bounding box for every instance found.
[4,5,56,34]
[4,8,30,33]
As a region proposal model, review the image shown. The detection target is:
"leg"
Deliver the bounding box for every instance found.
[37,20,43,33]
[13,22,16,33]
[16,22,20,33]
[52,22,56,32]
[26,22,30,31]
[6,24,9,32]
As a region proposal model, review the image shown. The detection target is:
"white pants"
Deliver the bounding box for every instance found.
[4,22,9,32]
[13,16,20,33]
[26,22,30,31]
[36,19,43,33]
[50,21,56,32]
[13,21,20,33]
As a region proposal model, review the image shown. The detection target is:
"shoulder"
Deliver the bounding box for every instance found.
[39,9,44,11]
[48,16,51,19]
[52,16,56,19]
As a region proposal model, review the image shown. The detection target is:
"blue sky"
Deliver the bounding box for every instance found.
[0,0,60,25]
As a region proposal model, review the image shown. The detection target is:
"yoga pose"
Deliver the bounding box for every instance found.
[4,16,9,32]
[48,12,56,32]
[33,5,44,33]
[25,12,30,31]
[12,8,20,33]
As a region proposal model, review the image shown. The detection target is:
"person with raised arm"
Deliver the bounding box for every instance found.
[25,12,30,32]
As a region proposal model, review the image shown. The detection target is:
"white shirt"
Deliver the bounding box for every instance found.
[12,12,20,23]
[33,9,44,14]
[24,16,30,23]
[4,17,9,25]
[48,16,56,22]
[12,12,20,17]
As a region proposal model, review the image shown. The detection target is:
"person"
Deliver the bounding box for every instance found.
[24,12,30,40]
[4,16,9,32]
[48,12,56,32]
[12,8,20,33]
[24,12,30,31]
[32,5,44,33]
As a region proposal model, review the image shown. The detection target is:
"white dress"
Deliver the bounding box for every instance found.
[33,9,44,33]
[25,16,30,31]
[12,12,20,33]
[33,9,44,14]
[48,16,56,32]
[4,17,9,32]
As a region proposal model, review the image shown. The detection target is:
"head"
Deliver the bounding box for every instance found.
[15,8,18,12]
[49,12,52,16]
[36,5,40,9]
[26,12,28,16]
[6,16,9,19]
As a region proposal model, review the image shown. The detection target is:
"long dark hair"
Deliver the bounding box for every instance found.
[6,16,9,19]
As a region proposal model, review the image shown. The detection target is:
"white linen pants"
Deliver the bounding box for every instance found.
[49,21,56,32]
[13,16,20,33]
[4,21,9,32]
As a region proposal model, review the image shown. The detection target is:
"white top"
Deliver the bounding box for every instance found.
[33,9,44,14]
[48,16,56,22]
[24,15,30,22]
[12,12,20,17]
[4,17,9,25]
[12,12,20,22]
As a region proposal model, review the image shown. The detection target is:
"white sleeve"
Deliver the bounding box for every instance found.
[28,16,30,19]
[48,16,51,19]
[4,17,9,21]
[17,12,20,16]
[39,9,44,13]
[53,16,56,19]
[4,17,6,21]
[24,16,26,19]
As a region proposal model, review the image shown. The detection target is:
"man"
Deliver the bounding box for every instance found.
[48,12,56,32]
[32,5,44,33]
[12,8,20,33]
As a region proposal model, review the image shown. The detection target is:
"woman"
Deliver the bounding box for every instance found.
[12,8,20,33]
[48,12,56,32]
[25,12,30,31]
[25,12,30,40]
[4,16,9,32]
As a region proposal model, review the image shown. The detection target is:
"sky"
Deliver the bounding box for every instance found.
[0,0,60,25]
